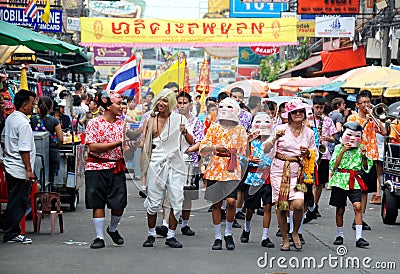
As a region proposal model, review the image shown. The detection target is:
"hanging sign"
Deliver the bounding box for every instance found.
[315,16,355,38]
[250,46,279,56]
[297,0,360,15]
[93,47,132,66]
[80,17,298,47]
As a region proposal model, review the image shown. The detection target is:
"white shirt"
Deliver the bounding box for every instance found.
[1,111,36,179]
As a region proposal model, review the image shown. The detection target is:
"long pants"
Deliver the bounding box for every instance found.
[3,172,30,241]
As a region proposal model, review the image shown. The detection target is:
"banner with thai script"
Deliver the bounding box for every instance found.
[80,17,298,47]
[297,0,360,15]
[0,7,63,32]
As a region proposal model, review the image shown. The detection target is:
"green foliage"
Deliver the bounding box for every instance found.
[297,37,311,63]
[259,54,284,82]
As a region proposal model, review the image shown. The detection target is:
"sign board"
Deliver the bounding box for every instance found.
[89,1,138,17]
[250,46,279,56]
[297,0,360,15]
[297,20,315,37]
[238,47,271,65]
[237,66,260,81]
[7,53,37,65]
[230,0,288,18]
[205,47,238,58]
[67,17,80,32]
[93,47,132,66]
[315,16,355,38]
[0,7,63,32]
[30,64,56,76]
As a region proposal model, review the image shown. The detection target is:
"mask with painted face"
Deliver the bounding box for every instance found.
[217,97,241,123]
[340,123,363,148]
[251,112,273,136]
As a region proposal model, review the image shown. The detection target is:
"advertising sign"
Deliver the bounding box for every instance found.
[297,20,315,37]
[297,0,360,15]
[250,46,279,56]
[0,7,63,32]
[315,16,355,38]
[67,17,80,32]
[93,47,132,66]
[230,0,288,18]
[80,18,298,47]
[89,1,139,17]
[238,47,270,65]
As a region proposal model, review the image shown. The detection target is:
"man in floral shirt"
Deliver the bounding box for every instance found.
[85,90,127,249]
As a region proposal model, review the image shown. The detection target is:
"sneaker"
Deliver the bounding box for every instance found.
[156,225,168,237]
[240,230,250,243]
[333,236,344,245]
[276,228,282,237]
[235,211,245,220]
[261,238,275,248]
[232,219,241,228]
[106,227,124,246]
[138,190,147,198]
[165,237,183,248]
[356,238,369,248]
[90,238,105,249]
[6,234,32,244]
[143,235,155,247]
[303,209,318,224]
[256,207,264,216]
[181,226,195,236]
[212,239,222,250]
[224,235,235,250]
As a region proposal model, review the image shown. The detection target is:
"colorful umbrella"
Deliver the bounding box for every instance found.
[225,79,268,98]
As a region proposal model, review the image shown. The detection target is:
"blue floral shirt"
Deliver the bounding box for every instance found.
[244,139,273,186]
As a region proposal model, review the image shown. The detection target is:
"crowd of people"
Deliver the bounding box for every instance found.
[1,81,399,252]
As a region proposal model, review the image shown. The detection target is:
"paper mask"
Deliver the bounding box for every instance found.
[218,97,241,123]
[340,128,362,148]
[251,113,273,136]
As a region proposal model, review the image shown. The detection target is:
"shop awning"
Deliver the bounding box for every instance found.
[318,46,366,74]
[0,20,82,54]
[280,54,321,77]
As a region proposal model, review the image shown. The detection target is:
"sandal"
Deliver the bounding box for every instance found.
[291,234,303,250]
[280,242,290,251]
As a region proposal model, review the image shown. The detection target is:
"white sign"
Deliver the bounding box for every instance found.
[67,17,80,31]
[89,1,138,17]
[315,16,355,38]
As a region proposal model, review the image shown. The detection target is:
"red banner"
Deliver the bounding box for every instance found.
[297,0,360,15]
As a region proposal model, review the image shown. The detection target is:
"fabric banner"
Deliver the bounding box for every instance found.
[80,17,298,47]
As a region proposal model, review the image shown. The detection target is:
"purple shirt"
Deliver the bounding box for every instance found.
[187,114,204,167]
[239,110,252,131]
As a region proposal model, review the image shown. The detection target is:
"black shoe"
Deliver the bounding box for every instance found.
[333,236,343,245]
[235,211,245,220]
[106,227,124,246]
[276,228,282,237]
[240,230,250,243]
[90,238,105,249]
[314,204,321,217]
[256,207,264,216]
[224,235,235,250]
[143,235,155,247]
[212,239,222,250]
[155,225,168,237]
[181,226,195,236]
[303,210,318,224]
[261,238,275,248]
[221,209,226,221]
[362,221,371,231]
[232,219,241,228]
[356,238,369,248]
[299,234,305,245]
[139,190,147,198]
[165,237,183,248]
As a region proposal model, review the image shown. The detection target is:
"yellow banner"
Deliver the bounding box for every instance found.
[297,21,315,37]
[80,17,297,47]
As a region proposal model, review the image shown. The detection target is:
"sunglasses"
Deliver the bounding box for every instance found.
[291,109,305,114]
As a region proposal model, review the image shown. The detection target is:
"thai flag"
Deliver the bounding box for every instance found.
[24,0,39,19]
[107,54,140,96]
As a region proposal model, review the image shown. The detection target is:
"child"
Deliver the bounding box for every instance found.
[240,112,275,248]
[200,97,249,251]
[329,122,372,248]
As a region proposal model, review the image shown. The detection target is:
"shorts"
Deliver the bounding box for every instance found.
[304,183,314,205]
[244,184,273,210]
[317,159,330,187]
[237,164,249,191]
[204,180,238,204]
[329,186,362,208]
[360,161,377,193]
[183,173,201,201]
[85,169,127,209]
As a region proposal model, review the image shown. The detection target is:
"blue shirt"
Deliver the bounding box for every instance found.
[244,139,273,187]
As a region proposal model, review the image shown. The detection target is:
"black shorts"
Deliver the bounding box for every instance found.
[304,183,314,205]
[317,159,330,187]
[204,180,238,204]
[237,164,249,191]
[244,184,273,210]
[360,161,378,193]
[85,169,127,209]
[329,186,362,208]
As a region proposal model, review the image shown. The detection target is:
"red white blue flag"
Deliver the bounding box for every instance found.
[106,54,140,95]
[24,0,39,19]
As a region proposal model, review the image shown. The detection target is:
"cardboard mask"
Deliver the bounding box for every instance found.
[340,128,362,148]
[251,113,273,136]
[218,97,241,123]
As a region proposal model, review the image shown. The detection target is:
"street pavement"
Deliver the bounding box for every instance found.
[0,176,399,274]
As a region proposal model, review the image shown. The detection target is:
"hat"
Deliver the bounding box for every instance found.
[58,99,67,107]
[281,98,309,119]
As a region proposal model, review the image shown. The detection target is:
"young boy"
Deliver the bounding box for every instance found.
[240,112,275,248]
[329,122,372,248]
[200,97,249,251]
